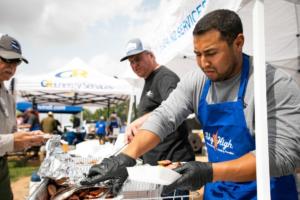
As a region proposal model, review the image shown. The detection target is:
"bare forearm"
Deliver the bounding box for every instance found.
[213,153,256,182]
[122,130,160,159]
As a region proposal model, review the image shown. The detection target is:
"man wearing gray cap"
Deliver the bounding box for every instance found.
[120,38,194,167]
[82,38,195,198]
[0,34,45,200]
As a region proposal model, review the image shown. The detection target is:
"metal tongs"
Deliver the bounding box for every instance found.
[111,142,143,163]
[111,142,129,156]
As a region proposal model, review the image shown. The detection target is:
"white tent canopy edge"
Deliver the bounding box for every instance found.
[145,0,300,84]
[16,58,136,123]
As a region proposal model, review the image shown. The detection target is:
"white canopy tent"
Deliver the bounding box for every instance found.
[146,0,300,85]
[143,0,300,199]
[15,58,136,123]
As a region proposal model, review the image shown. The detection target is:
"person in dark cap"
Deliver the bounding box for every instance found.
[0,34,28,64]
[121,38,195,166]
[0,34,45,200]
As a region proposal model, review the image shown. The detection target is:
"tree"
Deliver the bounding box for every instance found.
[82,99,134,123]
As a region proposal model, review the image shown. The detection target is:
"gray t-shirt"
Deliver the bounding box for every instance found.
[0,83,16,156]
[142,58,300,177]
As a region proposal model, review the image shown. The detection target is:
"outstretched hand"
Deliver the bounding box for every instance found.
[13,130,45,151]
[80,153,136,196]
[162,161,213,194]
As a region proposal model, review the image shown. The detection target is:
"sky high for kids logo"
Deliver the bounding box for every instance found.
[205,131,234,155]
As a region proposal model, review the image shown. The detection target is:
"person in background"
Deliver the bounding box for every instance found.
[95,116,106,144]
[23,109,42,158]
[71,114,81,132]
[0,33,45,200]
[106,112,121,136]
[23,108,41,131]
[53,118,62,135]
[121,38,194,166]
[41,112,57,134]
[39,112,59,161]
[16,113,24,127]
[81,9,300,199]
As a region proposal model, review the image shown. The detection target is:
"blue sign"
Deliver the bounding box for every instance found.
[17,102,82,114]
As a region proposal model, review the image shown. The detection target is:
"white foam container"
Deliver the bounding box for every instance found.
[127,165,181,185]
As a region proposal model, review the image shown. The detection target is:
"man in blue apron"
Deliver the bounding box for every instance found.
[81,9,300,199]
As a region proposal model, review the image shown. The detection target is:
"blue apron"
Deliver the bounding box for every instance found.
[197,54,297,200]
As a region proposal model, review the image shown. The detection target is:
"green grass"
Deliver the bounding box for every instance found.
[8,158,40,182]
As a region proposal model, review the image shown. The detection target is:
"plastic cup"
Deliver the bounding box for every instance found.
[61,140,69,153]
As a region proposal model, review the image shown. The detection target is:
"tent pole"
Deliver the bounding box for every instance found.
[127,93,134,124]
[32,97,37,111]
[295,3,300,72]
[80,111,83,128]
[107,99,110,119]
[253,0,271,199]
[133,95,137,120]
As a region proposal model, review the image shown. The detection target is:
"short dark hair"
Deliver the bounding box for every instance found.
[193,9,243,45]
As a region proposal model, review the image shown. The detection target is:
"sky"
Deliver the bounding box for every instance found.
[0,0,163,78]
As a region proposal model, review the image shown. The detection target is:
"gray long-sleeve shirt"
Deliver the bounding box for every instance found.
[0,83,16,156]
[142,58,300,177]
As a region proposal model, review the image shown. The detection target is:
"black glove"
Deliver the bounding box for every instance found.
[104,177,128,198]
[80,153,136,195]
[162,161,213,194]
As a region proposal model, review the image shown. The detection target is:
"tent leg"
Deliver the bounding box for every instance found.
[253,1,271,199]
[107,99,110,119]
[32,97,37,111]
[127,94,135,124]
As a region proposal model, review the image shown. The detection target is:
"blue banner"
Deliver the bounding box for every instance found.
[17,101,82,113]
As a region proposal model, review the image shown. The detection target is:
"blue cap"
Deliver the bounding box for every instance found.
[31,171,41,182]
[120,38,151,62]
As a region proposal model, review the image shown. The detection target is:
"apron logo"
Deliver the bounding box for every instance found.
[205,131,233,153]
[213,131,218,150]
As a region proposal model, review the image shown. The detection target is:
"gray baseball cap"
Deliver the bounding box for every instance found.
[120,38,151,62]
[0,34,28,64]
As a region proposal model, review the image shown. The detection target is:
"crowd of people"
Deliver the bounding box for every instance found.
[1,8,300,200]
[17,110,61,134]
[93,112,123,144]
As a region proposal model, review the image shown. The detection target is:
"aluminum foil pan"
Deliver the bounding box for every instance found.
[37,136,162,199]
[38,136,103,185]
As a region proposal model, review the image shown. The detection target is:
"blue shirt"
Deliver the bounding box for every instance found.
[95,120,106,135]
